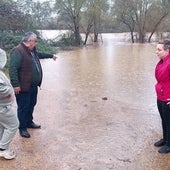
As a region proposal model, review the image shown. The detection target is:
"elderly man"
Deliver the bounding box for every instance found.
[9,32,57,138]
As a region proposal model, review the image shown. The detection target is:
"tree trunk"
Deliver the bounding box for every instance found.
[83,24,93,45]
[138,31,145,43]
[94,32,98,42]
[130,30,134,43]
[148,32,154,43]
[84,32,89,45]
[74,25,81,45]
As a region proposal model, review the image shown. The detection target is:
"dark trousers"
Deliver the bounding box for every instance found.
[157,99,170,146]
[15,86,38,130]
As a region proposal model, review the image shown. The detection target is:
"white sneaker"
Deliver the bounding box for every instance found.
[0,149,16,160]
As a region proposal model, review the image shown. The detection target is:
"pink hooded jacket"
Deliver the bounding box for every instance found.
[155,54,170,102]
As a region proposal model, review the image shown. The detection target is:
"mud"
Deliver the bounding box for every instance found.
[1,34,169,170]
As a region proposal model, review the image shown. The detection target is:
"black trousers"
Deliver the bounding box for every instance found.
[15,86,38,130]
[157,99,170,146]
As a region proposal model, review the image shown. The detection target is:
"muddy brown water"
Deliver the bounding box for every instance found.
[1,34,170,170]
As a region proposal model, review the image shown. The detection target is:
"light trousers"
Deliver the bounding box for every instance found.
[0,105,19,150]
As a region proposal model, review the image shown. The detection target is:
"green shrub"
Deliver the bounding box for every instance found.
[36,39,58,54]
[0,32,22,52]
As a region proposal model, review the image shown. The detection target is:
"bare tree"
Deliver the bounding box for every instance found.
[112,0,170,43]
[133,0,170,42]
[113,0,136,43]
[81,0,109,44]
[147,0,170,42]
[16,0,54,29]
[81,9,93,45]
[54,0,86,45]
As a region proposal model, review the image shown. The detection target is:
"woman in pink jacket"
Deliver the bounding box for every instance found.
[154,39,170,153]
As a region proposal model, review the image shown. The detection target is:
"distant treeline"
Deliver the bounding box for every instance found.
[0,0,170,46]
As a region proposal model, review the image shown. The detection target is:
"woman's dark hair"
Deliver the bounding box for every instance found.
[158,39,170,53]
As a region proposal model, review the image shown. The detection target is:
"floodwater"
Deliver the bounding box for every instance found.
[1,34,170,170]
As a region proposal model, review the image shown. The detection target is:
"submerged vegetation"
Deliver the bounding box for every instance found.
[0,0,170,51]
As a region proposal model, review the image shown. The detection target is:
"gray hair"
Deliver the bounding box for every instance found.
[21,32,37,42]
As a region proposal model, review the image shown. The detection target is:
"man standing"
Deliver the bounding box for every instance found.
[9,32,57,138]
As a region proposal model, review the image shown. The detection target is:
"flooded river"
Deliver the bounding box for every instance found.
[1,34,170,170]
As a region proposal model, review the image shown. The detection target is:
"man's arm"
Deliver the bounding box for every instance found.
[9,50,22,89]
[37,52,57,60]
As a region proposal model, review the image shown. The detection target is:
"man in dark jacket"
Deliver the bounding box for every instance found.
[9,32,57,138]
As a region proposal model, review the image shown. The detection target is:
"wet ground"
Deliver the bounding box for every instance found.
[1,34,170,170]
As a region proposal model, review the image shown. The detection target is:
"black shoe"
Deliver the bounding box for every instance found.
[154,139,166,147]
[27,122,41,129]
[158,145,170,154]
[19,129,30,138]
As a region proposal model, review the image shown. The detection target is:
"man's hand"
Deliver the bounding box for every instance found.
[52,54,57,61]
[14,87,21,94]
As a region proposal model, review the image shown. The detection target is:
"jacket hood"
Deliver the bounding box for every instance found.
[0,48,7,70]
